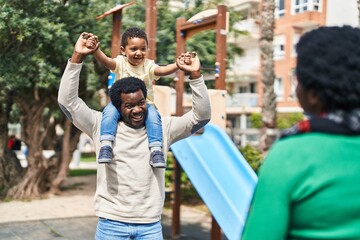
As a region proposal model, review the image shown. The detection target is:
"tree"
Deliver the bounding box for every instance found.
[0,0,110,199]
[259,0,277,151]
[1,0,72,198]
[0,0,244,199]
[0,89,24,196]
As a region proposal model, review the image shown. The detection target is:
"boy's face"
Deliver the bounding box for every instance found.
[121,37,148,66]
[119,89,147,129]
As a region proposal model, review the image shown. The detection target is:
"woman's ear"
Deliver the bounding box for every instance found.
[307,89,324,114]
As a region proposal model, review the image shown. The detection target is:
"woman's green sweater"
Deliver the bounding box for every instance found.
[242,133,360,240]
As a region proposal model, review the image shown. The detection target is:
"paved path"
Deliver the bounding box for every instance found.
[0,172,227,239]
[0,207,227,240]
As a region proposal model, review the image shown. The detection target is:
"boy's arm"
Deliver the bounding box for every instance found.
[93,48,117,71]
[154,63,178,76]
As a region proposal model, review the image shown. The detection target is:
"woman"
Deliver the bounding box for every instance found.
[242,26,360,240]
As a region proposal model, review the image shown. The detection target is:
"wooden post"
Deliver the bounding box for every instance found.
[111,10,122,58]
[175,17,187,117]
[171,17,187,240]
[213,5,227,233]
[145,0,157,61]
[215,5,227,90]
[171,156,182,239]
[211,217,222,240]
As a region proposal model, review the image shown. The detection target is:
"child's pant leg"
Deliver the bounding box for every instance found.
[145,104,163,148]
[100,102,120,142]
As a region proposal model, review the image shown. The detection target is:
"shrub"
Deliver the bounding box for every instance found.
[249,113,263,128]
[250,112,304,129]
[277,112,304,129]
[239,144,263,173]
[165,153,204,205]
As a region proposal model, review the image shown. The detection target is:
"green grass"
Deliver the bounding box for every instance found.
[80,155,96,162]
[68,154,97,176]
[69,169,96,176]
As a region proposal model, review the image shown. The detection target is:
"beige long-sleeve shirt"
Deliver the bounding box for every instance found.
[58,60,211,223]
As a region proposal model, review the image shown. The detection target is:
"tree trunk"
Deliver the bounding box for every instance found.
[259,0,277,152]
[0,93,23,197]
[50,118,81,194]
[6,96,55,199]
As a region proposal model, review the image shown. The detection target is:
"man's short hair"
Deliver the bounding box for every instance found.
[109,77,147,109]
[296,25,360,111]
[121,27,148,48]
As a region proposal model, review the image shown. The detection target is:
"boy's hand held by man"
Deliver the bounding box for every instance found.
[176,51,201,79]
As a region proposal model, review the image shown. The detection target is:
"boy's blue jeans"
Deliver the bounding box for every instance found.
[100,102,162,149]
[95,217,163,240]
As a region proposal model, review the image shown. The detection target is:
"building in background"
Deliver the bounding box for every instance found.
[225,0,358,146]
[95,0,359,147]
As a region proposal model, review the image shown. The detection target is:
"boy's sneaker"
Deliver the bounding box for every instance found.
[98,145,112,164]
[150,151,166,168]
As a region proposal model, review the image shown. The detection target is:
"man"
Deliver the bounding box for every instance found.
[58,33,211,239]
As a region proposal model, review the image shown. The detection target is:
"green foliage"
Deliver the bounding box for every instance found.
[165,154,193,188]
[277,112,304,129]
[249,113,263,128]
[0,0,108,110]
[9,105,21,124]
[250,112,304,129]
[165,154,173,189]
[0,0,68,90]
[165,154,203,205]
[80,155,96,162]
[165,154,187,189]
[239,144,263,173]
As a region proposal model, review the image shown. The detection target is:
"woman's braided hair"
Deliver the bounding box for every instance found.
[296,25,360,111]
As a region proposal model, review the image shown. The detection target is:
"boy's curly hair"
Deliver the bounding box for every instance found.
[109,76,147,109]
[121,27,148,48]
[296,25,360,111]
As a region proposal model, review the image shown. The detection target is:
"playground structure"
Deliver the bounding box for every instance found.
[95,1,135,58]
[95,3,258,239]
[171,123,258,239]
[172,5,230,239]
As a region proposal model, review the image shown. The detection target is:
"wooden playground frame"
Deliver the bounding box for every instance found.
[173,5,228,240]
[96,3,228,239]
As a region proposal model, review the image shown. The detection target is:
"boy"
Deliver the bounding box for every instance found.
[85,27,179,168]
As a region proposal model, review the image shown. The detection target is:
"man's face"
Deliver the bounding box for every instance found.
[119,89,147,128]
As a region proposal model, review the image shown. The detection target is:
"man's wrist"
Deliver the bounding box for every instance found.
[70,51,84,63]
[189,70,201,79]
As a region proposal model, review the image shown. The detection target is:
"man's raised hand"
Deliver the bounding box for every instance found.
[74,32,100,55]
[176,51,201,79]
